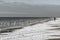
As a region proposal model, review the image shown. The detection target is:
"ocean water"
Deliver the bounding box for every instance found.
[1,17,60,40]
[0,17,50,27]
[0,17,50,31]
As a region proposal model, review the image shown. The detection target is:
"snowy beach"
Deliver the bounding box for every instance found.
[0,18,60,40]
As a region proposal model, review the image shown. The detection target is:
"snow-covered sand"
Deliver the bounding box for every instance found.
[0,18,60,40]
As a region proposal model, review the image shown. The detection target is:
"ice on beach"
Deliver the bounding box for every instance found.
[0,18,60,40]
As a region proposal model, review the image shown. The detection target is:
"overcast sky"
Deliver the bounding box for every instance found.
[1,0,60,5]
[0,0,60,17]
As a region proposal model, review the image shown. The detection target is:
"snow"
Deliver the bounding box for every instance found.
[0,18,60,40]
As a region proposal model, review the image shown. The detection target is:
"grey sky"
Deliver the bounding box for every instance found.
[1,0,60,5]
[0,0,60,17]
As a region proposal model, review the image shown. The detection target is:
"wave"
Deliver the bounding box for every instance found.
[0,17,59,40]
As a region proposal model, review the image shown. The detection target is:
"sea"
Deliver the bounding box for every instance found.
[1,17,60,40]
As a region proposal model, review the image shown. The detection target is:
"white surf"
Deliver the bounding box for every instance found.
[0,18,60,40]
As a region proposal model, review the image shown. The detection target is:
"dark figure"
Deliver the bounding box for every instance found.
[54,17,56,21]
